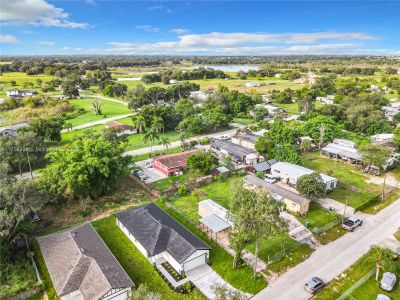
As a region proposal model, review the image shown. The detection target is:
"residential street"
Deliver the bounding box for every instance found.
[253,198,400,300]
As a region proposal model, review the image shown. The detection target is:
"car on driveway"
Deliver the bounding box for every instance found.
[304,277,325,294]
[265,174,277,183]
[377,294,391,300]
[380,272,397,291]
[342,216,363,231]
[132,169,148,181]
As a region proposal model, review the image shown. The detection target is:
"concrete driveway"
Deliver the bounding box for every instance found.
[135,159,167,183]
[186,264,248,299]
[253,197,400,300]
[316,197,355,217]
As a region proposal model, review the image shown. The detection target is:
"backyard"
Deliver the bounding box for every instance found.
[314,249,400,300]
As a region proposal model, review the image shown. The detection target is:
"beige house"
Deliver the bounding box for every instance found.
[231,134,258,150]
[243,175,310,214]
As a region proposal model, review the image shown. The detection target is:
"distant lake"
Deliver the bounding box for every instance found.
[191,65,260,72]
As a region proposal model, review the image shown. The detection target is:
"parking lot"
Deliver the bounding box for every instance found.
[135,159,168,183]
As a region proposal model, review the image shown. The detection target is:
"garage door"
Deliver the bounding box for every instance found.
[183,254,206,272]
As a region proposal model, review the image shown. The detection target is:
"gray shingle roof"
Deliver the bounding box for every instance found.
[38,223,133,299]
[116,203,211,264]
[211,140,255,158]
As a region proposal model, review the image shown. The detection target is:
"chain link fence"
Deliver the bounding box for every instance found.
[336,268,375,300]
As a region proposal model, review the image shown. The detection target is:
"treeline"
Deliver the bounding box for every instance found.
[141,67,227,83]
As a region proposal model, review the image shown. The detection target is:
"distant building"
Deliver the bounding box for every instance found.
[0,123,29,138]
[231,133,258,150]
[6,89,37,98]
[189,91,210,101]
[211,139,257,164]
[245,82,261,87]
[153,150,197,176]
[38,223,134,300]
[321,139,362,164]
[255,104,282,116]
[244,175,310,214]
[253,159,278,174]
[316,95,335,105]
[274,73,282,78]
[371,133,394,143]
[271,162,337,192]
[169,79,178,84]
[262,94,272,103]
[105,121,136,136]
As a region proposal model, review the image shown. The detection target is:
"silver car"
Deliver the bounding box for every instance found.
[377,294,391,300]
[380,272,397,292]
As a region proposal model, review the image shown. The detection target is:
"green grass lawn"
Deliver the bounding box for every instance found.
[246,234,313,274]
[151,173,186,191]
[232,117,256,126]
[299,202,341,229]
[301,152,380,194]
[314,249,400,300]
[67,98,131,126]
[92,216,206,300]
[328,185,372,209]
[156,201,267,294]
[0,72,55,97]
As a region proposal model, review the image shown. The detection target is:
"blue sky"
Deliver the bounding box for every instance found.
[0,0,399,55]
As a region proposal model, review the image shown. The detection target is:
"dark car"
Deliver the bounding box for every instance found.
[132,169,148,181]
[304,277,325,294]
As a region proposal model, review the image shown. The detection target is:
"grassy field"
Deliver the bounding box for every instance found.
[314,249,400,300]
[0,72,55,97]
[92,216,206,300]
[67,98,131,126]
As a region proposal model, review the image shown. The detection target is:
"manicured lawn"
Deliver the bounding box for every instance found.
[92,216,206,300]
[329,185,372,209]
[156,201,267,294]
[246,234,313,274]
[232,117,256,126]
[314,249,400,300]
[67,98,131,126]
[299,202,341,229]
[274,102,299,115]
[301,152,380,193]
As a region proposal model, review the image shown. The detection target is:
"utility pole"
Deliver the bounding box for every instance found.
[342,196,349,222]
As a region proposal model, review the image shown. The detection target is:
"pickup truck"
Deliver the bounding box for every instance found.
[342,216,363,231]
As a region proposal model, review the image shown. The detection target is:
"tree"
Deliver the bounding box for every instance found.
[255,134,270,156]
[130,284,161,300]
[159,136,170,151]
[230,181,286,278]
[364,246,398,282]
[152,116,164,135]
[228,227,247,269]
[0,166,49,244]
[187,151,218,175]
[300,115,341,145]
[92,98,103,115]
[143,127,159,157]
[191,188,207,204]
[296,173,325,199]
[39,137,129,200]
[359,144,390,201]
[133,115,146,133]
[211,283,246,300]
[10,80,16,86]
[62,79,79,98]
[29,117,64,141]
[273,145,300,164]
[300,138,312,152]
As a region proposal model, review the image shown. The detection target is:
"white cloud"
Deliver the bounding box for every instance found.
[170,28,190,35]
[105,31,377,55]
[0,34,18,44]
[136,25,160,33]
[61,46,82,51]
[37,40,55,45]
[147,5,172,13]
[0,0,89,28]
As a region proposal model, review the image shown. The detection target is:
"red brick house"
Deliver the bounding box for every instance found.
[153,151,197,176]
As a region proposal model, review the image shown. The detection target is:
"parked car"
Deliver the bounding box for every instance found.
[304,277,325,294]
[132,169,148,181]
[380,272,397,291]
[377,294,391,300]
[265,174,277,183]
[342,216,363,231]
[218,135,230,140]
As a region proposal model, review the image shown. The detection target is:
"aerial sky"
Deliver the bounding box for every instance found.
[0,0,399,56]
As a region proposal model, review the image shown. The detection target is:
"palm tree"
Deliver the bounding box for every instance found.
[179,131,189,147]
[159,136,170,151]
[143,127,159,157]
[64,122,73,132]
[364,246,397,281]
[133,115,146,133]
[152,116,164,136]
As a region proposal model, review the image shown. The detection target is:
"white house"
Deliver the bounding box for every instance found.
[271,162,338,191]
[0,123,29,138]
[116,203,211,275]
[169,79,178,84]
[316,95,335,105]
[231,133,258,150]
[6,89,37,98]
[38,223,133,300]
[255,104,281,116]
[189,91,210,101]
[245,82,261,87]
[371,133,394,143]
[262,94,272,103]
[274,73,282,78]
[382,102,400,120]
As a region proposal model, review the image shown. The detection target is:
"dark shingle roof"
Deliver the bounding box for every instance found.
[211,140,255,158]
[38,223,133,299]
[116,203,211,263]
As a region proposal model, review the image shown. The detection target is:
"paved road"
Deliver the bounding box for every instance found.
[62,113,135,132]
[253,198,400,300]
[123,127,241,156]
[86,95,128,106]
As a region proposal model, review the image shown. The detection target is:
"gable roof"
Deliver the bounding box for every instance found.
[211,140,255,158]
[116,203,211,264]
[271,162,337,184]
[38,223,133,299]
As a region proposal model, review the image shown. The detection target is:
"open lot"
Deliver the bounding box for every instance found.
[67,98,131,126]
[0,72,55,97]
